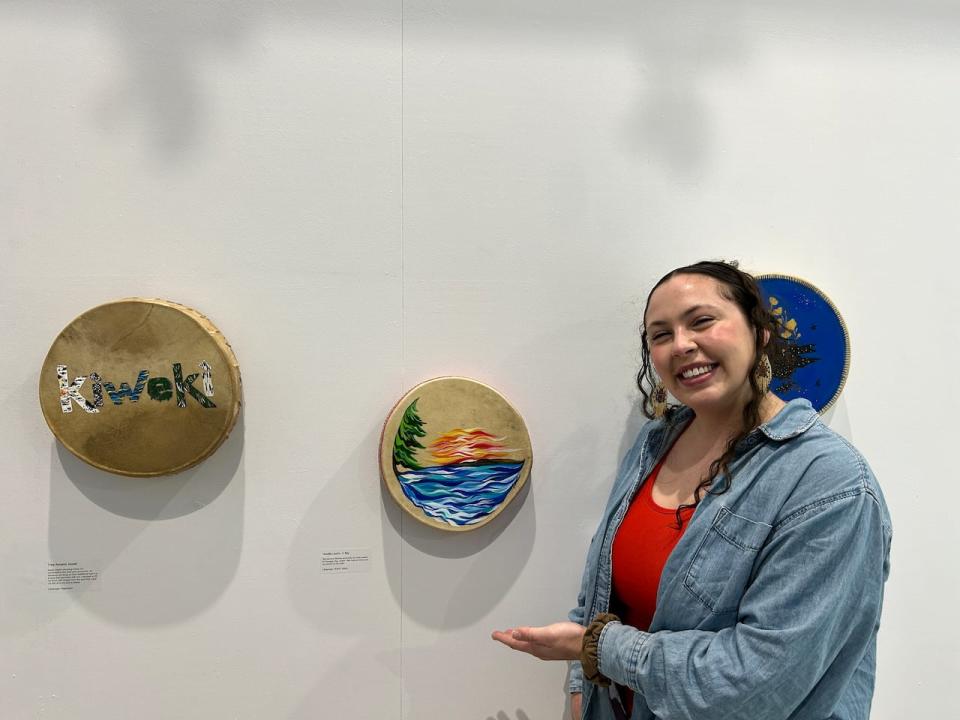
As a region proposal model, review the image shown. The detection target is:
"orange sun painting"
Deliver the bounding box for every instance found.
[427,428,519,466]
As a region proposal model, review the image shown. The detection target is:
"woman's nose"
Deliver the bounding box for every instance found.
[671,330,697,356]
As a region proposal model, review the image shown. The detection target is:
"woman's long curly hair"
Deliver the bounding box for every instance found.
[636,260,784,526]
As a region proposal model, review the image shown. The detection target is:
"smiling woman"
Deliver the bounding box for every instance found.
[645,275,771,417]
[638,263,788,524]
[492,260,892,720]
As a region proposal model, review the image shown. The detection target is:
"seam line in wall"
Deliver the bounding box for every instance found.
[399,2,406,719]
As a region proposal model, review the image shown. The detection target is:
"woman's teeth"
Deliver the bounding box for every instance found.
[681,365,714,379]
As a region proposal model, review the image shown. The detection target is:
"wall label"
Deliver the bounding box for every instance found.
[320,548,372,575]
[47,562,101,591]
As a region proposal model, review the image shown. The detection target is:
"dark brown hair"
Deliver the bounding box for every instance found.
[636,260,783,526]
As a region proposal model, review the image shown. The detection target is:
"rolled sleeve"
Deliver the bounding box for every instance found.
[596,620,650,687]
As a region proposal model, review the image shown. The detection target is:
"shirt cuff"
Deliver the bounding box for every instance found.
[568,659,584,694]
[596,621,651,689]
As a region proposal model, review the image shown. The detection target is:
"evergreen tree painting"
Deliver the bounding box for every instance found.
[393,399,426,471]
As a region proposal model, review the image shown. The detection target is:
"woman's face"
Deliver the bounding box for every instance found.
[645,273,758,419]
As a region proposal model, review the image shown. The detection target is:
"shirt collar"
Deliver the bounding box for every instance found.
[664,397,819,442]
[758,398,819,440]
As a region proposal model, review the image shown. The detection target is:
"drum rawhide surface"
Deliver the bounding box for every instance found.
[40,299,242,477]
[380,377,532,532]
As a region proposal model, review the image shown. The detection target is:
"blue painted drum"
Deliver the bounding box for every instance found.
[756,275,850,413]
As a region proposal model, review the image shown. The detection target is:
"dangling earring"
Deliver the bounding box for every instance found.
[651,381,668,419]
[755,354,772,395]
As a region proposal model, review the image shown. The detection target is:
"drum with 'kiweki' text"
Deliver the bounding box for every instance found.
[39,299,242,477]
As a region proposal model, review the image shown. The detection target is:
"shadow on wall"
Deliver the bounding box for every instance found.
[9,0,956,167]
[819,395,852,441]
[285,419,535,633]
[287,634,403,719]
[284,426,405,718]
[9,0,401,159]
[46,414,245,626]
[617,389,648,468]
[286,424,399,634]
[383,469,535,630]
[617,0,747,178]
[375,309,649,634]
[486,710,533,720]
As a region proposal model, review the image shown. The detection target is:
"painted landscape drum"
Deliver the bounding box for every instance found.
[380,377,532,532]
[39,299,242,477]
[756,274,850,413]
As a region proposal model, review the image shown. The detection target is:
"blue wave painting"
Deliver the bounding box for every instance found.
[397,461,525,526]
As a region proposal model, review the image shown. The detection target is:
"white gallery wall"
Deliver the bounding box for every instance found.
[2,1,957,718]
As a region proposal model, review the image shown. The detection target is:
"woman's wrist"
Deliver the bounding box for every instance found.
[580,613,620,687]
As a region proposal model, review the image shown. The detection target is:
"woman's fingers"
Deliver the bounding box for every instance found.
[509,627,540,642]
[491,623,585,661]
[490,628,533,651]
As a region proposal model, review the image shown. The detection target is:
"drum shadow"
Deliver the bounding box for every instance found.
[52,414,243,521]
[46,414,245,626]
[381,452,536,630]
[286,424,402,635]
[286,420,535,633]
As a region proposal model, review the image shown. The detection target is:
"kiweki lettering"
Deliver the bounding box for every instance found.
[56,362,216,413]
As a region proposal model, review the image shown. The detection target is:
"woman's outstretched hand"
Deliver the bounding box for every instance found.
[490,621,586,661]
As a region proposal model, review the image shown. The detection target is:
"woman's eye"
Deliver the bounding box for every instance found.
[650,332,669,342]
[693,317,713,326]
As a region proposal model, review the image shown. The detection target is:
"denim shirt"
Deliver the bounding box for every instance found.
[568,399,892,720]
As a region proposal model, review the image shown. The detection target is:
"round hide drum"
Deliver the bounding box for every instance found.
[380,377,532,532]
[40,299,242,477]
[756,274,850,413]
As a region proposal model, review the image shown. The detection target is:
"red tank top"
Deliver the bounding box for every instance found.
[611,457,695,633]
[610,458,695,716]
